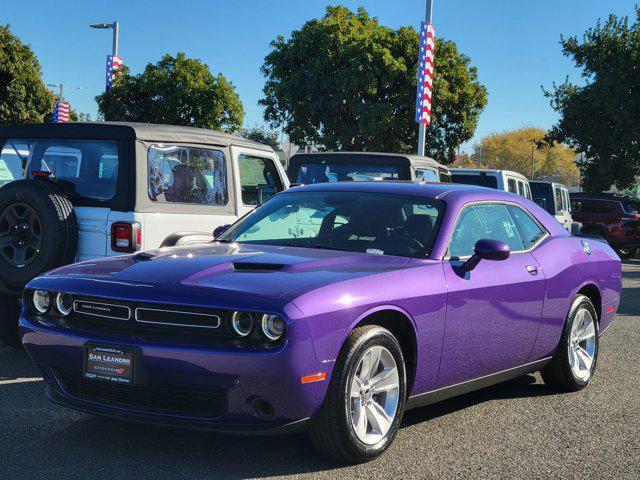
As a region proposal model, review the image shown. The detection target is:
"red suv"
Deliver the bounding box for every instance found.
[570,193,640,258]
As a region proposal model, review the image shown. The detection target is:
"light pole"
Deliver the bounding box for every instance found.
[47,83,63,102]
[90,21,119,56]
[417,0,434,157]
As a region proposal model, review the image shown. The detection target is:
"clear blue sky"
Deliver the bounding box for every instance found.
[6,0,637,151]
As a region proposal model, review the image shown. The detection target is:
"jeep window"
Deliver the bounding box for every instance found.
[295,163,400,184]
[1,139,119,200]
[0,142,27,187]
[555,187,563,213]
[238,155,283,205]
[507,178,518,194]
[148,145,227,206]
[415,168,438,182]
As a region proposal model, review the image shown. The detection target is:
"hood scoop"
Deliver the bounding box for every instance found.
[231,262,285,273]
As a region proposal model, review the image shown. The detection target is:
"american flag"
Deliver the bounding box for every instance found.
[415,21,435,125]
[52,102,70,123]
[105,54,123,91]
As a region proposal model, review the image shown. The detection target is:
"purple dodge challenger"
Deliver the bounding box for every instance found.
[21,182,621,463]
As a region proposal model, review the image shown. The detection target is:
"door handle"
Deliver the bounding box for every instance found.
[526,265,539,276]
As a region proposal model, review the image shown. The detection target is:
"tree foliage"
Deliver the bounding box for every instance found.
[260,6,487,162]
[545,7,640,192]
[0,24,53,124]
[462,127,579,186]
[240,125,280,149]
[96,53,244,132]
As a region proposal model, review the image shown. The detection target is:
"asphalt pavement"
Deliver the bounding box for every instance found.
[2,262,639,479]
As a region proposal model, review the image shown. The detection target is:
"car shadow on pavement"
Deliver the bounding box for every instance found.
[2,345,563,480]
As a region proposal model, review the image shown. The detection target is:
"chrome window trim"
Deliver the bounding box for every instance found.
[73,300,131,321]
[444,200,550,260]
[134,307,221,330]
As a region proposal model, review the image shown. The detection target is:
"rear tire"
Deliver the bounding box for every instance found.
[541,295,599,391]
[309,325,406,463]
[0,295,22,349]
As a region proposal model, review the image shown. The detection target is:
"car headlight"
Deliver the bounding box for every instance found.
[32,290,51,314]
[260,314,285,341]
[231,311,255,337]
[55,292,74,316]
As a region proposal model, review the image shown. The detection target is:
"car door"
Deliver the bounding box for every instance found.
[438,202,547,387]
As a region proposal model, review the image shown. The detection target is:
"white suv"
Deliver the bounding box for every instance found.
[0,122,289,346]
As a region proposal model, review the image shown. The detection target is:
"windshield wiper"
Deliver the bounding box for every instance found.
[291,243,348,252]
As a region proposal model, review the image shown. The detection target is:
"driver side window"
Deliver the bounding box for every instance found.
[448,203,525,258]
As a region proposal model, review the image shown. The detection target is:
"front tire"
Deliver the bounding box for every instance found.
[541,295,599,391]
[309,325,406,463]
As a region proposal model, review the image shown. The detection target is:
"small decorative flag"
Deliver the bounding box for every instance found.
[415,22,435,125]
[52,102,70,123]
[105,54,124,91]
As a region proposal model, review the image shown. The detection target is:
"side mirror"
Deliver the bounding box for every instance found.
[464,239,510,271]
[213,224,231,238]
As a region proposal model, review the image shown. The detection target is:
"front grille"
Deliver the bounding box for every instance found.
[135,307,221,330]
[56,369,225,417]
[63,296,231,341]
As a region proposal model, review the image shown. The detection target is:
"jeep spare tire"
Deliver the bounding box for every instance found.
[0,180,78,290]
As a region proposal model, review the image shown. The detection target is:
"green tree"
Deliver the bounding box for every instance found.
[0,24,54,124]
[260,6,487,162]
[469,127,579,186]
[240,125,280,149]
[96,53,243,132]
[545,7,640,192]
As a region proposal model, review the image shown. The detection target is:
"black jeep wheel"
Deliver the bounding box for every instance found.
[0,180,78,289]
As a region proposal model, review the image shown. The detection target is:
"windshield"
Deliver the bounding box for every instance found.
[0,139,119,201]
[295,163,400,184]
[219,191,444,258]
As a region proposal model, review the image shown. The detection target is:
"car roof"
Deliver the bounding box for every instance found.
[289,180,508,199]
[450,168,529,180]
[289,152,446,169]
[570,192,638,202]
[0,122,273,152]
[530,180,568,189]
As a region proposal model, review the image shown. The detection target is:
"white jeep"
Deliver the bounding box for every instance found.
[0,122,288,347]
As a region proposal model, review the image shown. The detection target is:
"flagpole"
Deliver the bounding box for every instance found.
[417,0,434,157]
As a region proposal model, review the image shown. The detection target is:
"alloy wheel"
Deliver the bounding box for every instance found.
[568,307,596,381]
[348,345,400,445]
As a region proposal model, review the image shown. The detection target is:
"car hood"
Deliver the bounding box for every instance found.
[45,243,413,301]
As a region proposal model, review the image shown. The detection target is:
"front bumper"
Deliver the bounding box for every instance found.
[20,314,329,434]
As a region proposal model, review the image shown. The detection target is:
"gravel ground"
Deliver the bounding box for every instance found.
[1,262,639,479]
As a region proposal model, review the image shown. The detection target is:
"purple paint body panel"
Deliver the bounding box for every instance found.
[20,182,622,433]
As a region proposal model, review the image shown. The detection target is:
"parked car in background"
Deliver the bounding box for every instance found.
[288,152,452,184]
[21,182,620,463]
[0,122,288,347]
[450,168,533,200]
[570,193,640,258]
[530,181,577,232]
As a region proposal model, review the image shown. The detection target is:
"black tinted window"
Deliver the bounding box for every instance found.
[451,174,498,189]
[295,163,400,183]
